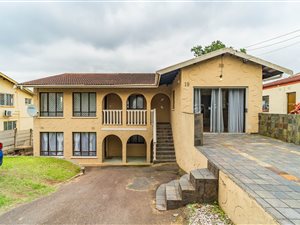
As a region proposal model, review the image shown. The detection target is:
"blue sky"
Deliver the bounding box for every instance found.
[0,1,299,82]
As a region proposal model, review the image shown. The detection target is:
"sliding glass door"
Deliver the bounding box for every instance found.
[194,88,245,133]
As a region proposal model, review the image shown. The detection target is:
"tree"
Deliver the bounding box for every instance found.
[191,40,247,57]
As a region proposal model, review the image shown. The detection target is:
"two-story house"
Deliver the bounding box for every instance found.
[0,72,33,131]
[20,48,292,171]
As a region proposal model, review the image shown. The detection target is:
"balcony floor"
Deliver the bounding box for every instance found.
[127,156,146,164]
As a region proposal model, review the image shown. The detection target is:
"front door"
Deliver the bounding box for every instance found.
[287,92,296,114]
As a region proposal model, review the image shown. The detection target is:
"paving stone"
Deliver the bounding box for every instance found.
[277,219,295,225]
[197,133,300,224]
[266,207,286,219]
[255,198,272,208]
[265,198,289,208]
[281,199,300,208]
[277,208,300,220]
[292,220,300,225]
[255,190,276,199]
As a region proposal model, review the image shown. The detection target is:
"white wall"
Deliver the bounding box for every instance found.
[263,82,300,114]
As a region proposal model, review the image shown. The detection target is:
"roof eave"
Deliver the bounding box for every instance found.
[156,48,293,77]
[0,72,34,96]
[19,83,159,89]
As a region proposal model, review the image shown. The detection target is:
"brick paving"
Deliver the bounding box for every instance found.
[197,134,300,225]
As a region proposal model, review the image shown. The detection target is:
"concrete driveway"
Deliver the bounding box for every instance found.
[0,164,183,224]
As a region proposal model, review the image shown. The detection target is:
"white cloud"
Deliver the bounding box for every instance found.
[0,2,299,82]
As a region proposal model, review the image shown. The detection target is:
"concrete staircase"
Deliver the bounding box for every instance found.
[155,123,176,163]
[156,167,218,210]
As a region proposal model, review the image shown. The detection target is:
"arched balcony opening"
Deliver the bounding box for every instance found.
[126,135,146,163]
[102,93,122,125]
[102,135,122,163]
[126,94,147,125]
[151,93,171,123]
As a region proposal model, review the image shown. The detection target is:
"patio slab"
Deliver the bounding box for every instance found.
[198,133,300,225]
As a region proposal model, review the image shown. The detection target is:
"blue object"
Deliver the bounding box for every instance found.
[0,149,3,166]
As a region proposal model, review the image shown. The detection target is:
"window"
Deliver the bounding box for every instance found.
[128,135,145,144]
[25,98,32,105]
[73,93,96,117]
[73,132,96,156]
[262,96,269,112]
[172,90,175,110]
[40,132,64,156]
[0,93,14,106]
[127,94,145,109]
[40,93,63,117]
[4,121,16,130]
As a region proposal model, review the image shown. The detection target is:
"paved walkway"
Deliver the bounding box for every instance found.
[198,134,300,225]
[0,165,182,224]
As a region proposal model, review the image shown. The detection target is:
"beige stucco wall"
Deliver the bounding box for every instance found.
[33,86,171,166]
[0,76,33,131]
[219,171,278,225]
[263,83,300,114]
[171,55,263,172]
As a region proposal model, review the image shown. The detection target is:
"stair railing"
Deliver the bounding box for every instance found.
[151,109,157,161]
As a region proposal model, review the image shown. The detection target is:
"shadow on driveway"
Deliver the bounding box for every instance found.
[0,164,183,224]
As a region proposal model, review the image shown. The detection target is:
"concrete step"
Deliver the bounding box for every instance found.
[157,146,175,150]
[190,168,218,203]
[156,156,176,160]
[154,158,176,163]
[157,138,174,142]
[178,174,198,204]
[166,180,183,210]
[156,151,175,155]
[156,184,167,211]
[157,144,174,147]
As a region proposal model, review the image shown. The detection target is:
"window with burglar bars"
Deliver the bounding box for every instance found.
[0,93,14,106]
[73,132,97,156]
[4,121,16,130]
[73,93,96,117]
[40,132,64,156]
[40,93,63,117]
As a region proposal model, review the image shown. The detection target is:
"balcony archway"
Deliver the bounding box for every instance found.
[151,93,170,123]
[126,94,147,125]
[102,93,122,125]
[126,135,146,163]
[102,135,122,163]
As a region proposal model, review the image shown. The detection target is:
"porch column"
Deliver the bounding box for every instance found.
[146,96,151,125]
[122,138,127,163]
[146,138,151,163]
[122,96,127,127]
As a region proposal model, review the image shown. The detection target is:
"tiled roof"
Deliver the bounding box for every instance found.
[263,73,300,89]
[21,73,157,87]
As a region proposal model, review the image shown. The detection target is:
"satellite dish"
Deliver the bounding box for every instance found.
[27,105,38,117]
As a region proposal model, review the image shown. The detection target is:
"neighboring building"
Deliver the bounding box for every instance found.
[263,73,300,114]
[21,48,292,171]
[0,72,34,131]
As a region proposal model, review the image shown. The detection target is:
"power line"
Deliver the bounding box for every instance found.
[248,34,300,51]
[244,29,300,48]
[257,40,300,56]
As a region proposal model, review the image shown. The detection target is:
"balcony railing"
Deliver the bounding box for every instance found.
[102,109,148,126]
[126,110,147,125]
[103,110,122,125]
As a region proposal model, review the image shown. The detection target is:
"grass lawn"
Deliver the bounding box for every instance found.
[0,156,81,212]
